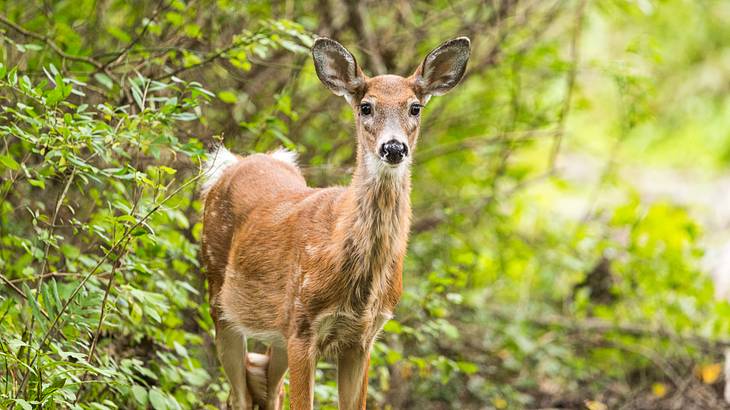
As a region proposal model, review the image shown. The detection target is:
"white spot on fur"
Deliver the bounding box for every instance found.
[200,145,239,198]
[269,148,298,166]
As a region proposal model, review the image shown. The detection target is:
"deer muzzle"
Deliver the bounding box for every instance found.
[379,139,409,165]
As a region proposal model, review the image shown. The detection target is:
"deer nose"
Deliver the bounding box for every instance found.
[379,139,409,164]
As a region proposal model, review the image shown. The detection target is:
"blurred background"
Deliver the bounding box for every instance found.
[1,0,730,409]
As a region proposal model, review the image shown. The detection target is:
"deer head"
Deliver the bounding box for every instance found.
[312,37,471,177]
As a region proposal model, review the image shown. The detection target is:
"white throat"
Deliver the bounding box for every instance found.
[363,152,411,181]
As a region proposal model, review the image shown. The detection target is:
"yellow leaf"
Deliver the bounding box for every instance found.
[651,382,667,398]
[699,363,722,384]
[493,397,507,409]
[585,400,607,410]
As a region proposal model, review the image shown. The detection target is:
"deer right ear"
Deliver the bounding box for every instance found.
[312,38,366,103]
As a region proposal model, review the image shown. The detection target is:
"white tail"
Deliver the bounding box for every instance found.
[200,145,239,199]
[269,147,298,166]
[200,37,470,410]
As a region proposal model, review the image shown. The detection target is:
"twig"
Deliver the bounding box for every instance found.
[8,272,104,283]
[548,0,587,168]
[154,34,260,81]
[0,14,103,69]
[74,236,131,404]
[412,169,555,234]
[101,0,171,70]
[24,167,76,378]
[345,0,387,74]
[0,273,51,321]
[0,273,27,300]
[416,130,558,164]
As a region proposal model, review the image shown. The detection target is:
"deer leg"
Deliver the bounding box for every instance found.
[216,322,251,410]
[245,352,269,406]
[264,345,288,410]
[244,345,288,409]
[336,345,370,410]
[287,337,315,410]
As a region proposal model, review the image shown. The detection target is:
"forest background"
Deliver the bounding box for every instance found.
[1,0,730,408]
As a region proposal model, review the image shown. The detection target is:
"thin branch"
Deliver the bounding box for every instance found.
[412,169,555,234]
[0,273,51,321]
[24,167,77,361]
[154,35,259,81]
[0,273,26,301]
[345,0,387,74]
[548,0,587,168]
[101,0,172,70]
[416,129,558,164]
[0,14,103,69]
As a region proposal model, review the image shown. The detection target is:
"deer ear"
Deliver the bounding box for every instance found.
[413,37,470,101]
[312,38,366,103]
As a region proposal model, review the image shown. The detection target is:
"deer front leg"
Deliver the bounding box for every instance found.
[216,323,251,410]
[337,345,370,410]
[288,337,316,410]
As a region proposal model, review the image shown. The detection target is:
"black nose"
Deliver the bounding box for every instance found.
[379,140,409,164]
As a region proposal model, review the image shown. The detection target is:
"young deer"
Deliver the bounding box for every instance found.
[200,37,470,409]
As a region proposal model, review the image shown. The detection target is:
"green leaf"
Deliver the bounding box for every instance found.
[439,321,459,339]
[158,165,177,175]
[94,73,114,89]
[131,385,148,406]
[130,79,145,110]
[383,320,402,334]
[7,67,17,86]
[456,361,479,375]
[0,154,20,171]
[217,90,238,104]
[165,11,184,26]
[14,399,32,410]
[148,388,167,410]
[385,349,402,365]
[28,178,45,189]
[22,283,45,328]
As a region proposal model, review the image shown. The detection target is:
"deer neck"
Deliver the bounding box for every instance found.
[335,145,412,287]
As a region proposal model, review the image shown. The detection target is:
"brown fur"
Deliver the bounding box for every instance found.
[201,37,470,410]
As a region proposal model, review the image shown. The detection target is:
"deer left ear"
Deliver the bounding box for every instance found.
[413,37,470,101]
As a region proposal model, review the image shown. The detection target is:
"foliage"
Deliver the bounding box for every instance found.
[1,0,729,409]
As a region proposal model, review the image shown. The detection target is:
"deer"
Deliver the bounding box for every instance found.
[200,36,470,410]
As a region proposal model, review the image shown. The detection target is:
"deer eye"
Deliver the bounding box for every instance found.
[360,103,373,116]
[409,104,422,116]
